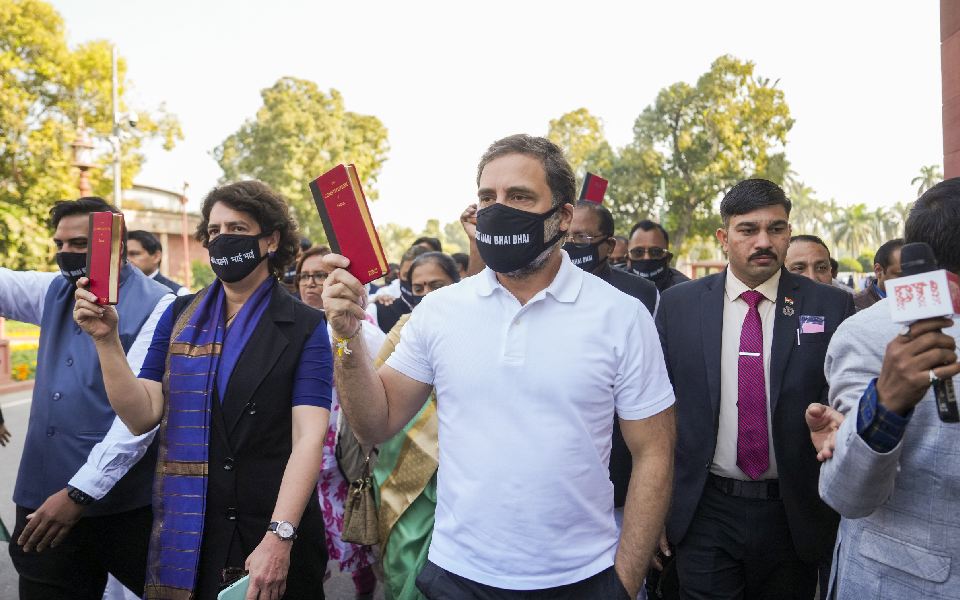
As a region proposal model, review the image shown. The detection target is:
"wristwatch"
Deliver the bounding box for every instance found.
[66,486,94,506]
[267,520,297,541]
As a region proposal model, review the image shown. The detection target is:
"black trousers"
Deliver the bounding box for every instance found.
[8,504,152,600]
[415,561,631,600]
[675,483,817,600]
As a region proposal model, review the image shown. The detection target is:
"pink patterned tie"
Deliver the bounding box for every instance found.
[737,290,769,480]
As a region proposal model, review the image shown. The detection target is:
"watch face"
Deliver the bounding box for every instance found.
[277,522,295,539]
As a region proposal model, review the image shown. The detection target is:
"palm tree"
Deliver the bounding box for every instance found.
[785,180,824,238]
[833,203,877,258]
[871,207,900,245]
[911,165,943,197]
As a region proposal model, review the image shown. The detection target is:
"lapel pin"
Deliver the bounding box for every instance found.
[782,297,795,316]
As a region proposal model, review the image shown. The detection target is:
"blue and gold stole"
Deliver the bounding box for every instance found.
[145,282,223,600]
[144,278,275,599]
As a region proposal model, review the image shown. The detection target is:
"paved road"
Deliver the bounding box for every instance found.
[0,389,383,599]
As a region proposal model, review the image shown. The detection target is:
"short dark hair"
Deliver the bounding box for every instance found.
[905,178,960,272]
[128,230,162,255]
[299,237,313,252]
[451,252,469,272]
[613,235,628,244]
[629,220,670,247]
[789,234,830,255]
[830,257,839,277]
[412,236,442,252]
[49,197,126,258]
[409,251,461,286]
[575,201,615,238]
[873,238,904,270]
[295,245,331,278]
[477,134,576,208]
[50,196,120,229]
[719,179,792,226]
[195,180,299,279]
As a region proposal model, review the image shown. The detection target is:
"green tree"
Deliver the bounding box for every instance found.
[615,55,793,252]
[783,177,824,238]
[0,0,182,269]
[910,164,943,197]
[377,222,416,265]
[546,108,615,189]
[441,220,469,255]
[833,203,876,258]
[214,77,389,242]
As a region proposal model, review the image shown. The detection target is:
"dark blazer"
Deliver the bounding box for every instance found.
[172,285,328,599]
[597,262,659,317]
[153,271,185,294]
[656,268,856,563]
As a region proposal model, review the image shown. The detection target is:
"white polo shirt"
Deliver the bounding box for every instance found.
[386,251,675,589]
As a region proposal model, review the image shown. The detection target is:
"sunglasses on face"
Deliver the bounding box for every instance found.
[628,246,668,260]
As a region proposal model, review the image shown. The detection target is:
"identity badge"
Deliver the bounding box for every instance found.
[799,315,825,334]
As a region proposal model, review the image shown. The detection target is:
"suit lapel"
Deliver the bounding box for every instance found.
[701,272,726,419]
[769,269,801,415]
[220,287,292,436]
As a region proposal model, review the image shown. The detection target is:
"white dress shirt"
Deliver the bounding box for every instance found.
[385,252,675,589]
[147,268,190,296]
[0,268,173,499]
[712,269,780,480]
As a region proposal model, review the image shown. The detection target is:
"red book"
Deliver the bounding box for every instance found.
[579,172,608,204]
[86,212,124,305]
[309,164,388,285]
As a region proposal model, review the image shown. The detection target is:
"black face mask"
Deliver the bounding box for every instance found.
[207,233,270,283]
[562,240,606,273]
[57,251,87,286]
[629,257,670,281]
[475,203,563,274]
[399,280,421,308]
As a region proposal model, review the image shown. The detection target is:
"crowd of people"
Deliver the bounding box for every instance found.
[0,133,958,600]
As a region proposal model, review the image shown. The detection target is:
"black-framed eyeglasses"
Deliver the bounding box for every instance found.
[297,272,328,284]
[628,246,668,260]
[564,233,608,248]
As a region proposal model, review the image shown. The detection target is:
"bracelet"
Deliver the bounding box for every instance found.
[333,323,363,358]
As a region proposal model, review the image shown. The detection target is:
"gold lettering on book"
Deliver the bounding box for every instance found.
[324,182,349,198]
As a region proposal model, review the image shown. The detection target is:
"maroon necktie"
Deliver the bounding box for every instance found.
[737,290,769,480]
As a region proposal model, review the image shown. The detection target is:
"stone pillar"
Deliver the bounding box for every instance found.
[942,1,960,177]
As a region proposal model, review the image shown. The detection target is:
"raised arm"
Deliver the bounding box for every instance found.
[0,268,58,325]
[321,254,432,445]
[73,278,165,435]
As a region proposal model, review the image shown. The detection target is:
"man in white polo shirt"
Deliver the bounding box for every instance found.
[322,134,676,599]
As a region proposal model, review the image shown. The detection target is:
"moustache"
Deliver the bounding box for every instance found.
[749,250,778,261]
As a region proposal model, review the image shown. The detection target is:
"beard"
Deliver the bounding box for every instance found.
[502,212,562,280]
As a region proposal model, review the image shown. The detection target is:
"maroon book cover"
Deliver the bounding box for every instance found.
[579,173,608,204]
[86,212,124,305]
[309,164,388,285]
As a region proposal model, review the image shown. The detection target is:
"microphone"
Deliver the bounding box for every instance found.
[890,242,960,422]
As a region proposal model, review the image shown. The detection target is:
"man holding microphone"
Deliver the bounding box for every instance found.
[809,178,960,598]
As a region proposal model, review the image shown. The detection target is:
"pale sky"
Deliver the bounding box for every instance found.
[52,0,943,233]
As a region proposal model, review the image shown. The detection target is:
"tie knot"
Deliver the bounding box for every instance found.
[741,290,764,308]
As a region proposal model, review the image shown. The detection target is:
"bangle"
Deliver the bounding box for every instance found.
[333,323,363,358]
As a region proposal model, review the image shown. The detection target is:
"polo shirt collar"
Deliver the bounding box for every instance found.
[724,267,781,304]
[476,250,583,303]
